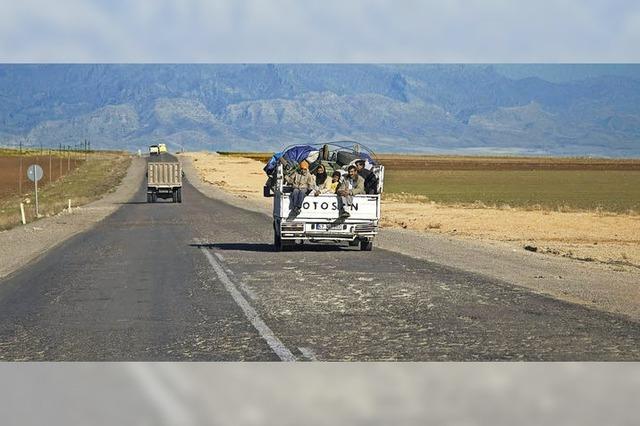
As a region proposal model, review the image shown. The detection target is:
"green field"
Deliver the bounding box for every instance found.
[219,151,640,214]
[384,169,640,213]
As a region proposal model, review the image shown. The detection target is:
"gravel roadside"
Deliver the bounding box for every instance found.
[0,157,145,279]
[181,155,640,321]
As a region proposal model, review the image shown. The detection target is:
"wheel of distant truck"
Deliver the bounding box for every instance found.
[360,240,373,251]
[172,190,177,203]
[147,193,152,203]
[177,188,182,203]
[152,193,157,203]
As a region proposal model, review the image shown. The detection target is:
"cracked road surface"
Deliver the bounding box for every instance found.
[0,163,639,360]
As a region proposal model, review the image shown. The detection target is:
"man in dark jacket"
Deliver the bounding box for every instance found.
[355,160,378,194]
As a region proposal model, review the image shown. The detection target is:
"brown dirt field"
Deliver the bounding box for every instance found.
[185,151,640,269]
[377,155,640,170]
[0,153,129,230]
[0,154,84,199]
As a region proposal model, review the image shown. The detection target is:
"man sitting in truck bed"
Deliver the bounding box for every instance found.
[336,165,365,218]
[285,160,316,216]
[312,164,328,189]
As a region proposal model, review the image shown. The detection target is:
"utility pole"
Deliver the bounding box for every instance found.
[49,148,52,184]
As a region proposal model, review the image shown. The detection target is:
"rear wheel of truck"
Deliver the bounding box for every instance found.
[360,240,373,251]
[177,188,182,203]
[152,193,157,203]
[274,233,283,252]
[172,190,177,203]
[147,193,152,203]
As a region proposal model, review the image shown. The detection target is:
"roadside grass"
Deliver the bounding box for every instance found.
[0,148,61,157]
[0,153,131,230]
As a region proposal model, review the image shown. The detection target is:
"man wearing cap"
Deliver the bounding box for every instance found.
[285,160,316,216]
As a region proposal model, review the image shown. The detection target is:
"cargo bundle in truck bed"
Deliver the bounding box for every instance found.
[147,162,183,203]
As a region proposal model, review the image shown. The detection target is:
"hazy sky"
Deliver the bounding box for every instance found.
[1,0,639,62]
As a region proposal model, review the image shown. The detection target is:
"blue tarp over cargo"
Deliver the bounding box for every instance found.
[263,145,317,175]
[264,143,378,176]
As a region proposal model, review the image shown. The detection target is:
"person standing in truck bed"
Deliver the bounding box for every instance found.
[336,165,365,218]
[285,160,316,216]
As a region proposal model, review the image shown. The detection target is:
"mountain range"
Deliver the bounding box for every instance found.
[0,64,639,156]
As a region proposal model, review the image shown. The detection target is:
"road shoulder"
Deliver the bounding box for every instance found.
[0,156,145,279]
[181,154,640,321]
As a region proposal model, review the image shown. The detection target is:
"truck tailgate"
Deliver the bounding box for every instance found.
[277,195,380,220]
[148,163,182,187]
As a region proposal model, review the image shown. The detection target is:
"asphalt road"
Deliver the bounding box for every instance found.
[0,161,639,361]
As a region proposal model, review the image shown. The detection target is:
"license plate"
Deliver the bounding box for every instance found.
[317,224,342,231]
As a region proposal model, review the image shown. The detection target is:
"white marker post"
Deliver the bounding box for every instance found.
[27,164,44,218]
[20,203,26,225]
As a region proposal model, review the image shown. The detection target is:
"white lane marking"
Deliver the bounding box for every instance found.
[127,363,195,426]
[200,247,297,362]
[298,347,318,361]
[237,281,258,301]
[203,241,257,300]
